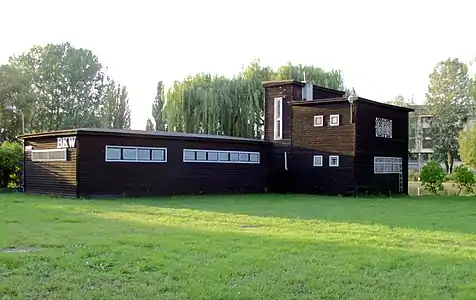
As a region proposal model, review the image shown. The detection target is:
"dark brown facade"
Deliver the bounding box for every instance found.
[262,80,413,196]
[20,80,413,198]
[21,129,272,198]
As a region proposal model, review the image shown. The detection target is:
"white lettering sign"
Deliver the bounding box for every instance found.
[57,136,76,148]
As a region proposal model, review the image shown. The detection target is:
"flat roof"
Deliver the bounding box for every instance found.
[289,97,415,112]
[18,128,269,144]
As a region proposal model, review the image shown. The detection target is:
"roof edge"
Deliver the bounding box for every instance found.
[289,97,415,112]
[17,128,270,144]
[262,80,305,88]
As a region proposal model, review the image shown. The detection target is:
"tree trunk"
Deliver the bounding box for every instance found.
[444,160,449,174]
[447,151,454,174]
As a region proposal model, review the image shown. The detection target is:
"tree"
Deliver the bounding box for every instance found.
[7,42,110,131]
[162,60,345,138]
[424,58,474,173]
[145,118,154,131]
[386,95,417,151]
[101,82,131,129]
[152,81,166,131]
[0,141,23,188]
[0,65,36,140]
[451,165,475,196]
[458,123,476,168]
[420,160,446,194]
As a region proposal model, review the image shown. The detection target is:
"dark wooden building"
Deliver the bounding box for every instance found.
[19,80,413,198]
[20,129,272,197]
[262,80,414,196]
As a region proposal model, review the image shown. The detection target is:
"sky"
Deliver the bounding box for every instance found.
[2,0,476,129]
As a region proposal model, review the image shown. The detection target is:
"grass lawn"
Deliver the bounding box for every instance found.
[2,193,476,299]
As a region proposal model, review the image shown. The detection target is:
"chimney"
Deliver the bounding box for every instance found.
[301,71,313,101]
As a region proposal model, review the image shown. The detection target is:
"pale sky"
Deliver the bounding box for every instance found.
[2,0,475,129]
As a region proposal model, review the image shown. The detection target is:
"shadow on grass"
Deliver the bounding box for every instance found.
[2,199,476,299]
[4,192,476,235]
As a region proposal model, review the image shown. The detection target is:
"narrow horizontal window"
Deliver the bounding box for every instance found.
[183,149,260,164]
[31,149,67,162]
[105,145,167,163]
[374,156,402,174]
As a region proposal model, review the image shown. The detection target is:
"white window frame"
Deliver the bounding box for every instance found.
[105,145,167,163]
[313,155,323,167]
[274,97,283,140]
[375,117,393,138]
[31,148,67,162]
[329,155,339,167]
[313,115,324,127]
[329,114,340,126]
[183,149,260,164]
[374,156,402,174]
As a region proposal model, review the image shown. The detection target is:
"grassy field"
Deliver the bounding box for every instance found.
[2,193,476,299]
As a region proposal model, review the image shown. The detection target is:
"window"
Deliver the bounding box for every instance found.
[329,155,339,167]
[183,149,260,164]
[375,117,393,138]
[105,145,167,163]
[313,155,323,167]
[274,97,283,140]
[329,114,340,126]
[137,149,151,161]
[374,156,402,174]
[31,149,67,162]
[314,115,324,127]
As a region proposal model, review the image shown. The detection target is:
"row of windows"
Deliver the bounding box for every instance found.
[184,149,260,164]
[105,146,167,162]
[313,155,339,167]
[313,114,340,127]
[31,149,67,162]
[374,156,402,174]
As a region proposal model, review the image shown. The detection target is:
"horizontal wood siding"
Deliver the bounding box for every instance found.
[24,136,77,197]
[78,135,272,197]
[264,83,296,146]
[355,101,409,195]
[290,102,355,196]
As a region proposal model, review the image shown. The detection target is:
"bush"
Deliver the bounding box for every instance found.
[451,165,475,196]
[409,170,420,181]
[420,160,446,194]
[0,141,23,189]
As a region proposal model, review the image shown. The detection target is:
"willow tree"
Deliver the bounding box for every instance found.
[162,60,345,139]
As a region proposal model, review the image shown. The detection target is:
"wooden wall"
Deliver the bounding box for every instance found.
[24,136,77,197]
[77,134,272,198]
[354,101,410,195]
[290,101,356,196]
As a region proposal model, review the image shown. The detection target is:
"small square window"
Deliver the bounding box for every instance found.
[106,147,121,160]
[208,151,218,161]
[218,152,229,161]
[249,153,259,163]
[152,149,165,161]
[313,155,323,167]
[230,153,239,161]
[196,151,207,161]
[184,150,195,161]
[330,115,339,126]
[138,149,151,161]
[314,115,323,127]
[329,155,339,167]
[122,148,137,160]
[239,153,249,162]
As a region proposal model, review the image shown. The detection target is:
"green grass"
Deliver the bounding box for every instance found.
[2,193,476,299]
